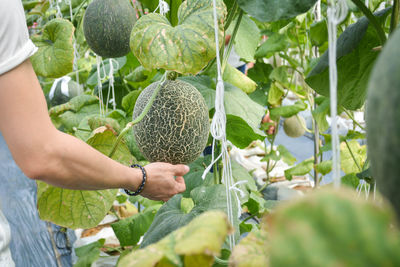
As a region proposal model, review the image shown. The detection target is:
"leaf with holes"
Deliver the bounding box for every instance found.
[31,18,75,78]
[130,0,227,74]
[36,129,134,229]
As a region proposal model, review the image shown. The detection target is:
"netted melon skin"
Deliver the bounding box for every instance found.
[133,80,209,164]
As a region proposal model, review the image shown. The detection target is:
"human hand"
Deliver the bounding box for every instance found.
[261,111,276,135]
[140,162,189,202]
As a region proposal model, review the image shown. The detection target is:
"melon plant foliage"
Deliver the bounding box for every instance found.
[21,0,400,266]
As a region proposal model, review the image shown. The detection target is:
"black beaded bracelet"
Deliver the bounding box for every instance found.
[124,164,147,196]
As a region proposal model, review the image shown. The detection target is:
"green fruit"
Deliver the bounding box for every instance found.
[49,79,82,106]
[83,0,136,58]
[133,80,209,164]
[366,28,400,218]
[283,115,305,138]
[269,188,400,267]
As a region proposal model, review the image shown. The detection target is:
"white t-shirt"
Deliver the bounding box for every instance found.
[0,0,37,75]
[0,1,37,266]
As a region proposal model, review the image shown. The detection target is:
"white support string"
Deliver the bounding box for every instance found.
[200,0,244,251]
[327,0,348,188]
[154,0,170,15]
[68,0,80,85]
[96,56,107,116]
[106,59,118,112]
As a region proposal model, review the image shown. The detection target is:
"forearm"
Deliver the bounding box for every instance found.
[35,129,141,191]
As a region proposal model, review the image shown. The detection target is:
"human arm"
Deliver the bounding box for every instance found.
[0,59,188,201]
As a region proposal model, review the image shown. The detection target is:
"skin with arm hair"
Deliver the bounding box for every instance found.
[0,59,188,202]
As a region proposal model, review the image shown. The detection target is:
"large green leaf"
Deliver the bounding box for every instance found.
[255,32,289,58]
[237,0,317,22]
[118,211,231,267]
[37,129,134,229]
[305,8,391,110]
[74,239,105,267]
[130,0,227,74]
[182,156,213,198]
[340,140,366,174]
[141,185,238,247]
[228,14,261,62]
[31,18,74,78]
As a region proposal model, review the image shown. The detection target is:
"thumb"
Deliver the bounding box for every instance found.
[172,164,190,176]
[175,176,186,192]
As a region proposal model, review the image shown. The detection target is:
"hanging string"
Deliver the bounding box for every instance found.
[106,58,119,112]
[200,0,244,251]
[96,56,107,116]
[327,0,348,188]
[154,0,170,15]
[68,0,80,85]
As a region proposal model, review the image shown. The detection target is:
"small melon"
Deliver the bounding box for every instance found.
[133,80,209,164]
[83,0,136,58]
[283,115,306,138]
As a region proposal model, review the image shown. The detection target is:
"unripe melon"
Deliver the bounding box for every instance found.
[83,0,136,58]
[133,80,209,164]
[283,115,305,138]
[366,28,400,217]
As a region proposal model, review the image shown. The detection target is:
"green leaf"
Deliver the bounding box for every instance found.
[310,19,328,47]
[118,211,232,267]
[341,173,360,189]
[130,0,227,74]
[229,14,261,62]
[121,90,142,117]
[267,82,284,107]
[306,8,391,110]
[74,239,105,267]
[255,33,289,58]
[31,18,74,78]
[37,129,134,229]
[284,158,314,180]
[245,191,267,215]
[269,66,288,84]
[229,229,268,267]
[224,83,266,137]
[340,140,366,174]
[237,0,318,22]
[277,145,296,166]
[232,161,258,203]
[182,156,213,198]
[141,185,239,248]
[226,115,265,149]
[247,62,273,84]
[111,205,161,246]
[312,96,330,133]
[316,160,332,175]
[270,101,307,119]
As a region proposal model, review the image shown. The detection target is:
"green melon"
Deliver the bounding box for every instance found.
[49,79,83,106]
[366,28,400,217]
[133,80,209,164]
[83,0,136,58]
[283,115,306,138]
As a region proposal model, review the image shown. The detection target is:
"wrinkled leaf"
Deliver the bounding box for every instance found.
[31,18,74,78]
[130,0,227,74]
[118,211,232,267]
[237,0,318,22]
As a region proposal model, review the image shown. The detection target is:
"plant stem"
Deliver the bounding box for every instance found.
[351,0,387,45]
[224,0,238,30]
[108,73,167,158]
[343,109,365,130]
[222,9,243,73]
[390,0,400,34]
[344,140,362,172]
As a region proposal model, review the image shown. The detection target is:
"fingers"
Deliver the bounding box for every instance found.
[172,164,190,176]
[175,176,186,192]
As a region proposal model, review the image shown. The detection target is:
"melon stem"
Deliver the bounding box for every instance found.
[108,73,167,158]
